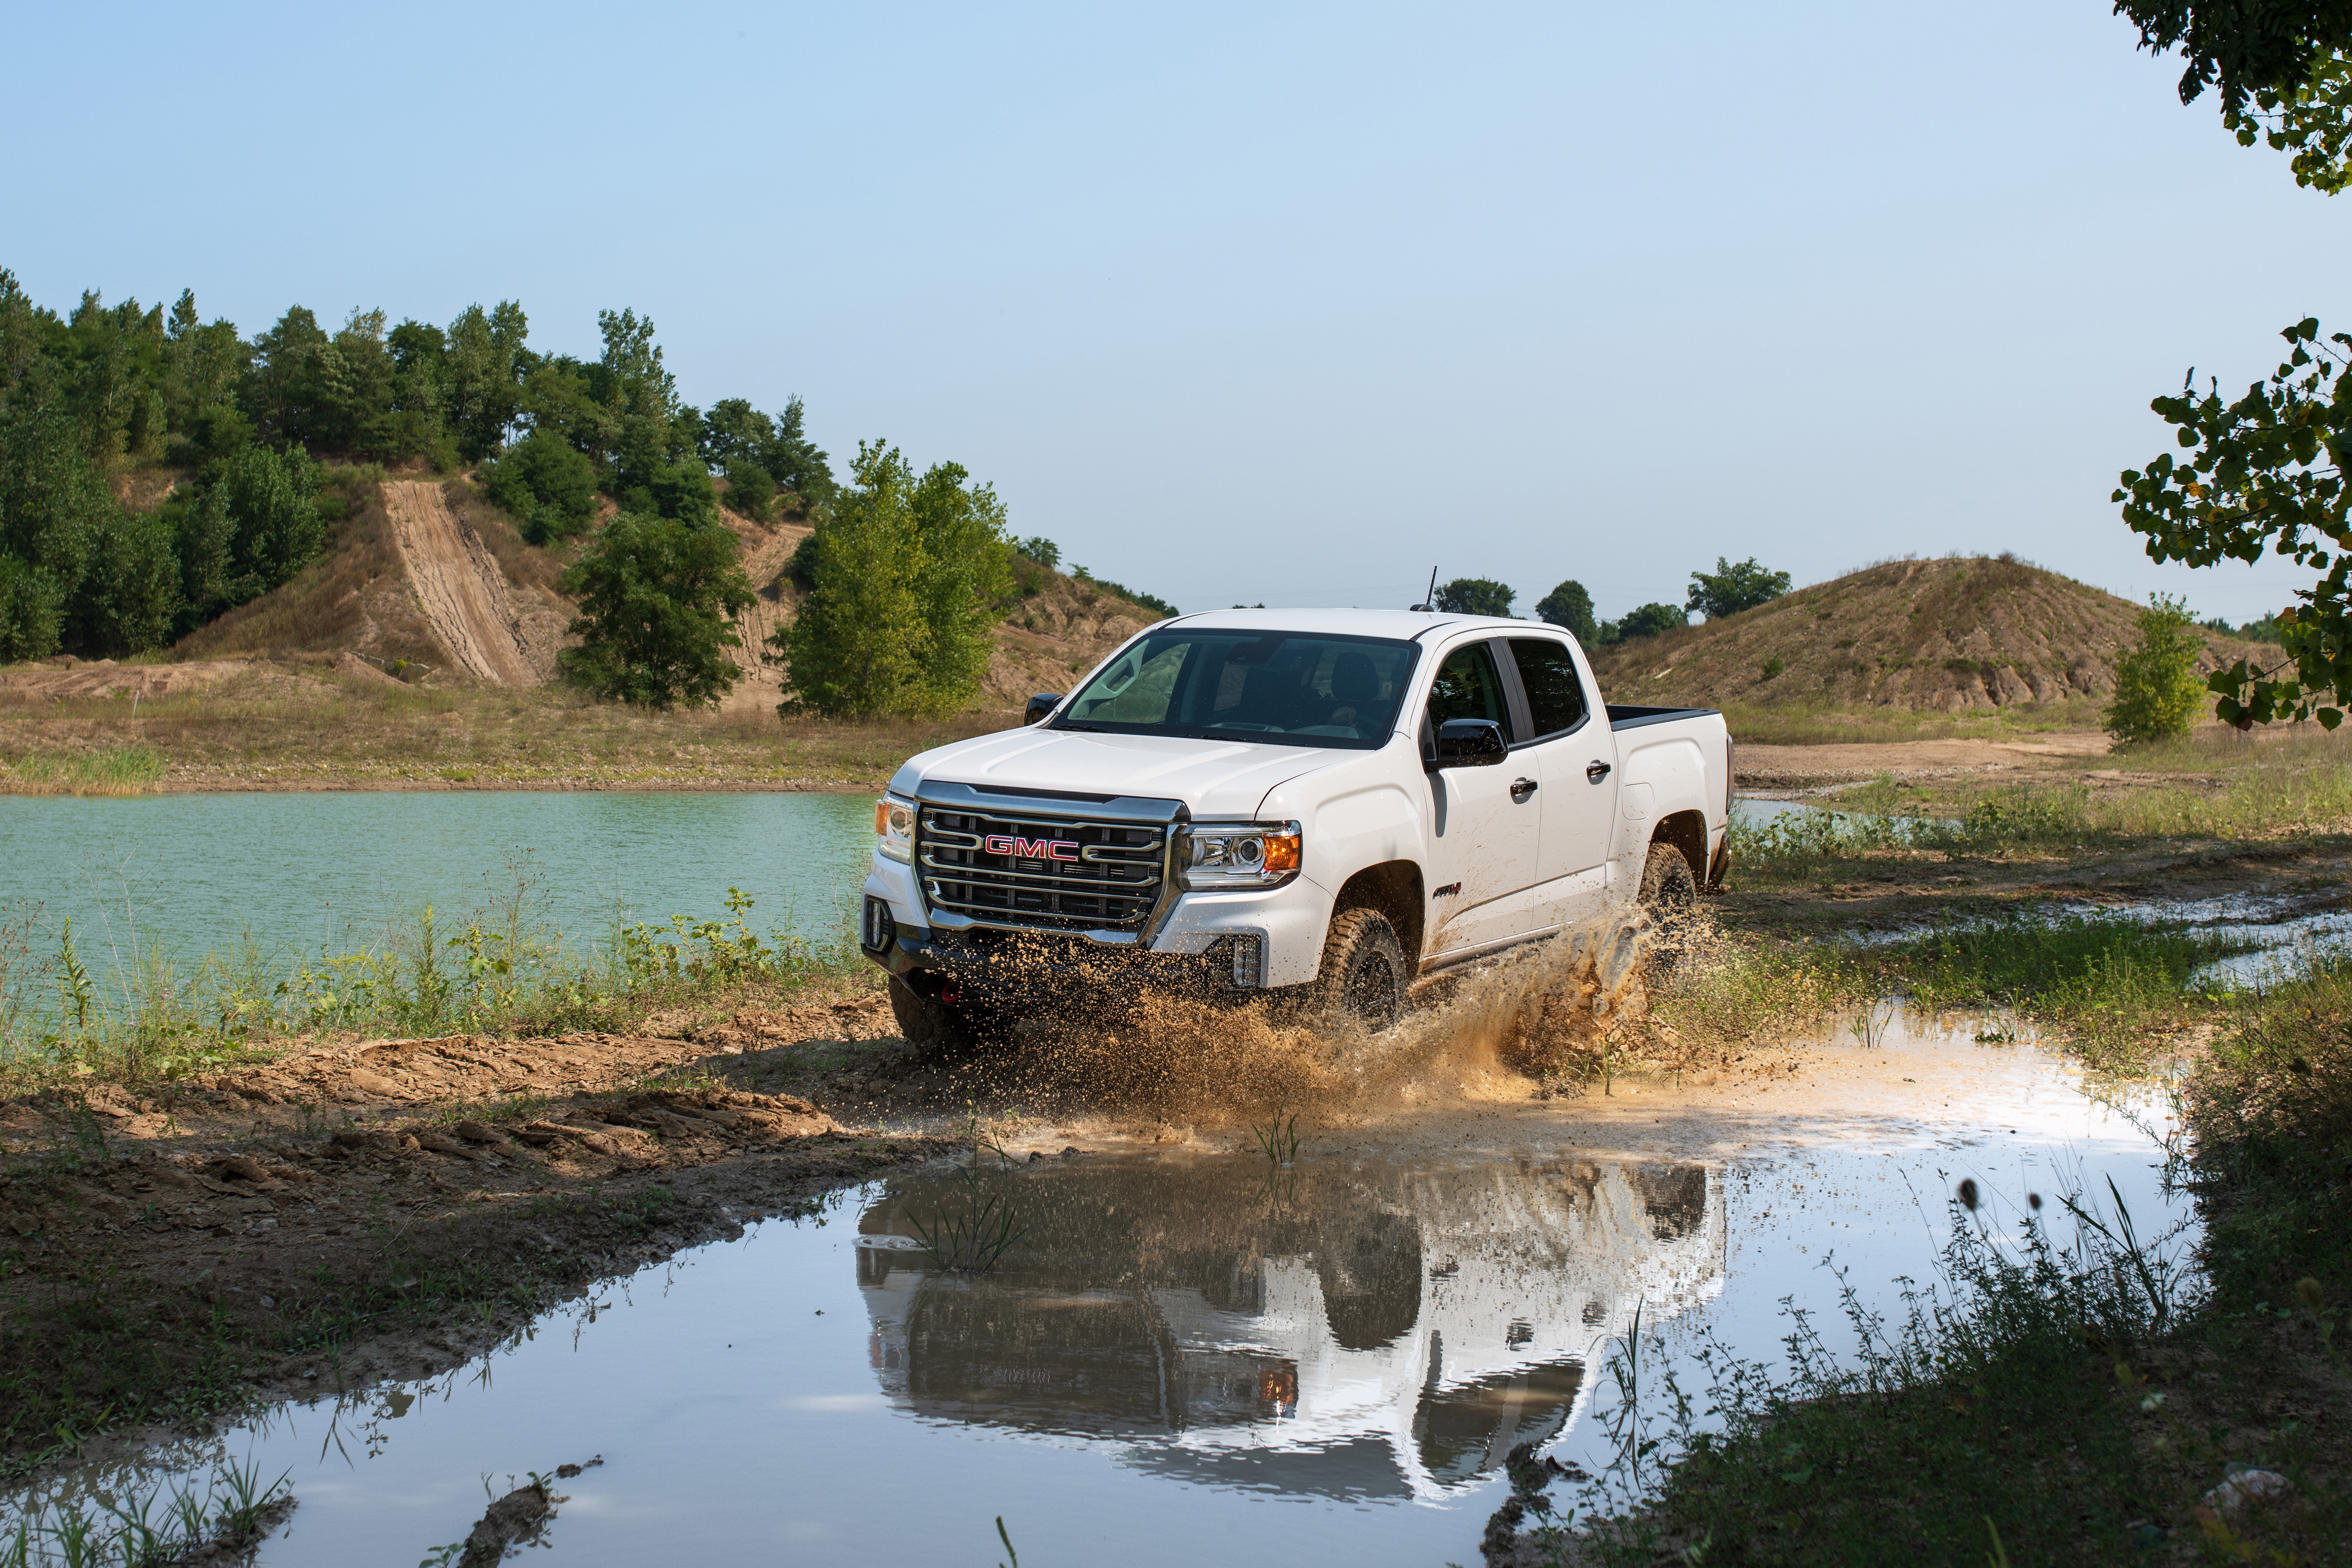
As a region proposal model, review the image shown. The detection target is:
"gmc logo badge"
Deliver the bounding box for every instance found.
[985,834,1080,861]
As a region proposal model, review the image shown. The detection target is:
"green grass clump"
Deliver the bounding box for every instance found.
[1644,933,1871,1057]
[0,746,166,796]
[1885,911,2251,1070]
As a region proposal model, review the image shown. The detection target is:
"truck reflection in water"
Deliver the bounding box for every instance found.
[853,1156,1723,1501]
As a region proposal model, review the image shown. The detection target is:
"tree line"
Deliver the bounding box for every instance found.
[1427,555,1792,644]
[0,265,1185,720]
[0,271,833,667]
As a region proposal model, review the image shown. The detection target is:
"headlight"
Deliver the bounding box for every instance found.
[1178,822,1302,890]
[874,794,915,863]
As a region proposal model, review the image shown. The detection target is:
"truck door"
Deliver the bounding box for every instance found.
[1418,638,1548,963]
[1506,637,1619,927]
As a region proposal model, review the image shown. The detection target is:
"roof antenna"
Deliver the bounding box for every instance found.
[1410,565,1438,613]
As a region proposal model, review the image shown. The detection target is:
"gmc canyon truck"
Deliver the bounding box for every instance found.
[857,609,1731,1049]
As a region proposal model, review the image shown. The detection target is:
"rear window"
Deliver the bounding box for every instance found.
[1056,631,1419,749]
[1509,638,1590,739]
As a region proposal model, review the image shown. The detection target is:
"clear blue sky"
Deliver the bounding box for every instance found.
[3,2,2339,624]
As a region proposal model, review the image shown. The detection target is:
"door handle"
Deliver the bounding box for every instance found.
[1511,776,1538,797]
[1586,760,1612,783]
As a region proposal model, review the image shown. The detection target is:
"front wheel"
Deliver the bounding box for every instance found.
[1313,907,1408,1031]
[887,974,1006,1056]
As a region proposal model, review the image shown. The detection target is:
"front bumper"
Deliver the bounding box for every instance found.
[858,850,1333,1000]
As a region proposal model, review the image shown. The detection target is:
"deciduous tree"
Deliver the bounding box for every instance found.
[774,444,931,716]
[1686,556,1789,620]
[558,512,755,708]
[1434,577,1514,616]
[1536,579,1595,641]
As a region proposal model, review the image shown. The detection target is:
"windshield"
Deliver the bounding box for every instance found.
[1054,631,1420,749]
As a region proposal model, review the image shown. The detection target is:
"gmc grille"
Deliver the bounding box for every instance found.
[917,805,1167,933]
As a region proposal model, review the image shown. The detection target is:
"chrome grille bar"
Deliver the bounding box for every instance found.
[916,804,1170,933]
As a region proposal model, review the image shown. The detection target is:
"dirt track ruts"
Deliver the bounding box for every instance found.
[383,480,539,686]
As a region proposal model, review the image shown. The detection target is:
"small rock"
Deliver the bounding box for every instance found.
[345,1067,404,1098]
[1027,1151,1043,1164]
[214,1154,274,1184]
[1061,1146,1081,1159]
[2204,1467,2292,1516]
[414,1129,483,1160]
[454,1120,504,1144]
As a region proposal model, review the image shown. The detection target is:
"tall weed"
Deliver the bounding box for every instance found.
[0,877,853,1092]
[1552,1185,2196,1564]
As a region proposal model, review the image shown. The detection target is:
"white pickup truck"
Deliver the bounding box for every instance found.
[857,609,1732,1048]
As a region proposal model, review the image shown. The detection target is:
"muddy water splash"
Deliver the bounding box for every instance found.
[989,916,1657,1124]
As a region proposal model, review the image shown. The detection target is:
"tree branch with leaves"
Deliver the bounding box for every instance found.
[2116,317,2352,727]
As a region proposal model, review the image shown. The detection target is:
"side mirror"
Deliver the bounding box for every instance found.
[1433,718,1506,768]
[1026,693,1063,726]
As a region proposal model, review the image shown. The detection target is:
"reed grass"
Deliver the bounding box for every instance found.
[1732,761,2352,887]
[0,879,864,1096]
[0,747,165,797]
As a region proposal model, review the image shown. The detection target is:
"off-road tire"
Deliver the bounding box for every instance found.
[887,974,1006,1056]
[1637,842,1699,974]
[1313,907,1409,1031]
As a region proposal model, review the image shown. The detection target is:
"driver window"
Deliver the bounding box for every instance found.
[1422,641,1515,751]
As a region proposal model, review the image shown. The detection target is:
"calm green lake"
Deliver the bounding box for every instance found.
[0,790,878,985]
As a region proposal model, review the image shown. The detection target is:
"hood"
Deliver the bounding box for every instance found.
[891,729,1338,819]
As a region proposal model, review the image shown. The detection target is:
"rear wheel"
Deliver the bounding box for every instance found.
[1313,907,1408,1030]
[887,974,1007,1055]
[1637,843,1699,973]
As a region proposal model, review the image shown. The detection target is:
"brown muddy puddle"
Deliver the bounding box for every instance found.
[4,1017,2189,1565]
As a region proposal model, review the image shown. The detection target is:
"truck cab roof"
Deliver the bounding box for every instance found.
[1158,607,1559,640]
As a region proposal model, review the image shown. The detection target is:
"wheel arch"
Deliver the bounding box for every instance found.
[1652,810,1709,886]
[1332,860,1425,961]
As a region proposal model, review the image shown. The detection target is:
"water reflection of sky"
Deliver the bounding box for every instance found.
[2,1037,2189,1566]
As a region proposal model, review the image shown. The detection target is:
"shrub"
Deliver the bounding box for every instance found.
[2106,594,2204,745]
[1760,654,1785,680]
[1615,601,1689,639]
[481,429,597,544]
[724,460,775,522]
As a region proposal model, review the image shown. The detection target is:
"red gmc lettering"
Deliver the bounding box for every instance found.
[985,834,1081,860]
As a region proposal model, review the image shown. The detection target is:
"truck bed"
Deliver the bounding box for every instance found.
[1605,704,1722,731]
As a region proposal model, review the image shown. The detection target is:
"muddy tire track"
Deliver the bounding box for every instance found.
[384,480,539,686]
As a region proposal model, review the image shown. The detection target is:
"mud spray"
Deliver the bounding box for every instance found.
[972,912,1669,1130]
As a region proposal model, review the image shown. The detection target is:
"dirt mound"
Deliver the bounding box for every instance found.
[173,484,453,671]
[1587,555,2267,713]
[383,481,543,686]
[985,573,1163,706]
[173,479,568,684]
